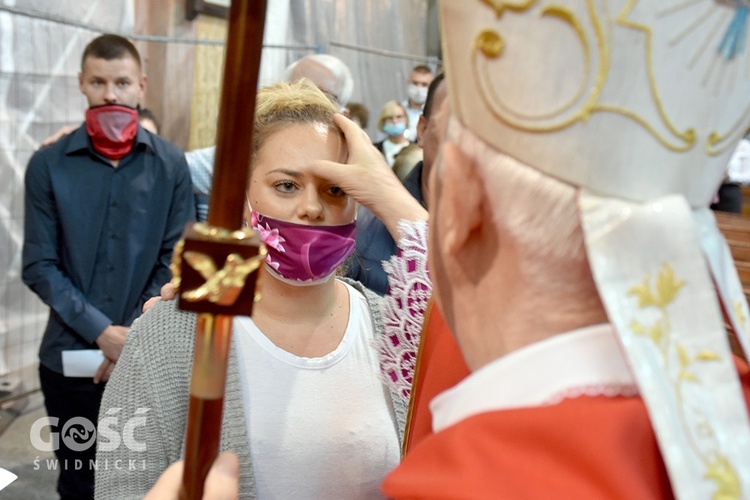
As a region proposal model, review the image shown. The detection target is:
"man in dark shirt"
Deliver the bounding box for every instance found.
[347,73,447,294]
[22,34,194,499]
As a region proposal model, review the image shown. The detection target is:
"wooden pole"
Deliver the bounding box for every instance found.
[177,1,268,498]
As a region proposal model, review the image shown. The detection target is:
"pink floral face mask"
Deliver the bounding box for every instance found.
[251,211,356,286]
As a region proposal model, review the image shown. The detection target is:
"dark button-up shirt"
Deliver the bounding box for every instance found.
[23,125,194,373]
[346,161,425,295]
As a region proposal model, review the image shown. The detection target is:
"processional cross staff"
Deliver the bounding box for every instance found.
[171,1,268,498]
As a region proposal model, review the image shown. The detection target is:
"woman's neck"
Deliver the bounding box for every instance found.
[250,268,349,357]
[253,268,338,318]
[388,135,408,144]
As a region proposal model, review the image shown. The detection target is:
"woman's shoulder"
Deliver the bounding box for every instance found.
[338,277,382,306]
[108,299,198,417]
[127,299,198,364]
[338,277,385,332]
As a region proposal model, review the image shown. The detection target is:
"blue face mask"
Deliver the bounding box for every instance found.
[383,122,407,137]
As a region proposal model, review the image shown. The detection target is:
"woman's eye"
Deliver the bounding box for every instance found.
[328,185,346,197]
[274,181,297,193]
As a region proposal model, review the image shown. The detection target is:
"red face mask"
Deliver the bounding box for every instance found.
[85,104,138,160]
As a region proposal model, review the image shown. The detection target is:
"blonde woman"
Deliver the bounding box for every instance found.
[95,80,427,499]
[374,100,411,167]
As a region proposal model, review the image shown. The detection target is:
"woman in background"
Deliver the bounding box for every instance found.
[374,100,411,167]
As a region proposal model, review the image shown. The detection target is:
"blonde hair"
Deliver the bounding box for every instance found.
[252,79,341,163]
[443,117,585,272]
[377,100,409,132]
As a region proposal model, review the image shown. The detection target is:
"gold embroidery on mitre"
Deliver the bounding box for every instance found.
[675,0,750,155]
[481,0,537,16]
[627,263,740,499]
[649,0,750,155]
[472,1,603,128]
[475,4,593,122]
[611,0,697,151]
[734,300,747,332]
[476,30,505,57]
[470,0,705,152]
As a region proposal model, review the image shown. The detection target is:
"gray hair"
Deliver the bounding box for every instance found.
[442,117,585,274]
[284,54,354,109]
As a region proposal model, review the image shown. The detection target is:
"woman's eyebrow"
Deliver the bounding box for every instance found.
[266,168,302,178]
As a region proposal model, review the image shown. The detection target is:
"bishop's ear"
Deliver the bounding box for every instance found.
[438,142,483,257]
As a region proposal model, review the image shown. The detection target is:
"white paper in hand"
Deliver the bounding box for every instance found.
[61,350,105,377]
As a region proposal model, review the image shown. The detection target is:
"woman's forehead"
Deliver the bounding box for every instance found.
[255,122,345,171]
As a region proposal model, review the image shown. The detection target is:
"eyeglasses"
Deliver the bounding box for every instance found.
[321,89,339,104]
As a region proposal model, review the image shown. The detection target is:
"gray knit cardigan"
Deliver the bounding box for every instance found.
[94,278,407,499]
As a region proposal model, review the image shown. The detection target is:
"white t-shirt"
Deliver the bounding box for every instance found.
[402,99,422,142]
[234,281,401,499]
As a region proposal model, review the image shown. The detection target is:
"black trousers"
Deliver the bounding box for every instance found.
[39,364,105,500]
